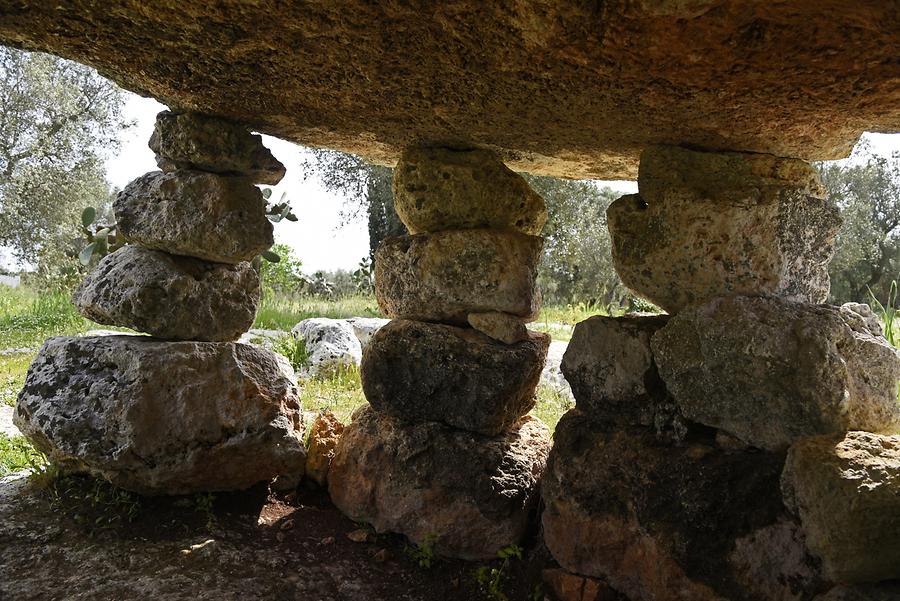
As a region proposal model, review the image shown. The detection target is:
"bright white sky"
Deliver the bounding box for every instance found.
[104,93,900,274]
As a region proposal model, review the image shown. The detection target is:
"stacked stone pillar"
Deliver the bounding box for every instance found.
[328,146,552,560]
[13,111,307,495]
[542,146,900,600]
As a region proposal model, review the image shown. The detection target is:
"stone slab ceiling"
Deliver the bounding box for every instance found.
[0,1,897,178]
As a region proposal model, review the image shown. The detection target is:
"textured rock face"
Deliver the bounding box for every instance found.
[561,314,670,425]
[608,146,841,313]
[392,147,547,235]
[291,318,362,377]
[73,246,259,341]
[3,3,898,179]
[328,406,550,560]
[466,311,528,344]
[305,411,345,486]
[115,170,273,264]
[345,316,391,350]
[150,110,285,184]
[652,296,900,450]
[782,432,900,583]
[14,336,306,495]
[375,230,542,324]
[361,320,549,435]
[542,409,822,601]
[815,584,900,601]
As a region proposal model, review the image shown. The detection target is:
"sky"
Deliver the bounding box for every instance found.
[100,92,898,274]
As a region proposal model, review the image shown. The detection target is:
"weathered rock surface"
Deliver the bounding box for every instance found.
[608,146,841,313]
[73,245,259,341]
[561,314,670,424]
[329,406,550,560]
[542,409,823,601]
[305,411,345,486]
[392,146,547,235]
[542,569,618,601]
[150,110,286,184]
[115,170,273,264]
[3,4,898,179]
[292,318,362,378]
[14,336,306,495]
[361,320,549,435]
[815,584,900,601]
[345,316,391,350]
[652,296,900,450]
[782,431,900,583]
[467,311,528,344]
[375,230,542,324]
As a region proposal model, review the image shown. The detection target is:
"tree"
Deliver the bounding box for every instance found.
[0,46,128,280]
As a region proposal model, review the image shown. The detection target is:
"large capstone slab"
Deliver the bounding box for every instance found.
[607,146,841,314]
[392,146,547,235]
[361,320,549,436]
[328,406,549,560]
[150,110,286,184]
[375,229,542,324]
[782,431,900,584]
[542,409,823,601]
[115,170,274,264]
[652,297,900,451]
[14,336,306,495]
[73,245,259,341]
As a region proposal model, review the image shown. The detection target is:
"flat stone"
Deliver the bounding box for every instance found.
[115,170,274,264]
[328,405,550,560]
[150,110,286,184]
[305,410,345,486]
[291,318,362,378]
[375,229,542,324]
[392,146,547,235]
[360,320,549,436]
[73,245,259,341]
[607,146,841,313]
[14,336,306,495]
[542,409,823,601]
[652,296,900,450]
[782,431,900,583]
[466,311,528,344]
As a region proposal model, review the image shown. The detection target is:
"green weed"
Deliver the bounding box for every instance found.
[0,433,44,476]
[474,544,523,601]
[406,535,437,569]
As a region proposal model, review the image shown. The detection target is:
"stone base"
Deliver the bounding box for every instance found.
[328,405,550,560]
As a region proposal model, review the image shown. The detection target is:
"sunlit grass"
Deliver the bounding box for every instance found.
[0,286,94,348]
[1,352,33,407]
[0,433,43,477]
[254,292,383,331]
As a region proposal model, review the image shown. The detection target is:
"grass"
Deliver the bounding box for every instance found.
[254,292,383,330]
[0,433,43,477]
[298,366,367,424]
[0,286,94,349]
[1,352,32,407]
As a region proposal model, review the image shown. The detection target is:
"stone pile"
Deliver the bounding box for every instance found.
[328,146,552,560]
[543,145,900,601]
[14,111,307,495]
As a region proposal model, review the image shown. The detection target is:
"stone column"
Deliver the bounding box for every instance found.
[542,146,900,600]
[328,146,552,560]
[13,111,307,495]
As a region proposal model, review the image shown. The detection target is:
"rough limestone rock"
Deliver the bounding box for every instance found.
[13,336,306,495]
[115,170,274,264]
[392,146,547,235]
[607,146,841,313]
[4,4,899,179]
[782,432,900,583]
[345,316,391,350]
[542,409,823,601]
[291,318,362,378]
[467,311,528,344]
[541,569,616,601]
[815,584,900,601]
[652,296,900,450]
[541,339,574,402]
[305,411,345,486]
[561,314,670,424]
[375,230,542,324]
[328,406,550,560]
[150,110,286,184]
[73,245,259,341]
[361,320,549,435]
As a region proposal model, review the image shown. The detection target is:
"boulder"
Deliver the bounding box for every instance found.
[541,339,574,402]
[73,245,259,341]
[542,409,823,601]
[541,569,618,601]
[115,170,274,264]
[328,405,550,560]
[345,316,391,350]
[305,411,345,486]
[652,296,900,450]
[466,311,528,344]
[392,146,547,235]
[361,320,549,435]
[291,318,362,377]
[607,146,841,313]
[561,314,670,425]
[150,110,286,184]
[13,336,306,495]
[782,431,900,583]
[375,229,542,324]
[815,584,900,601]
